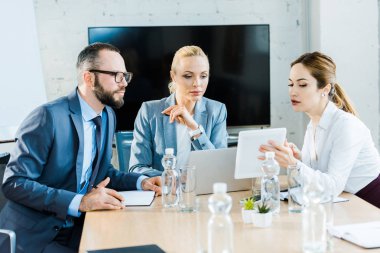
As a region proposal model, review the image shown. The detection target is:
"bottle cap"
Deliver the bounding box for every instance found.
[265,151,275,159]
[165,148,174,155]
[213,182,227,193]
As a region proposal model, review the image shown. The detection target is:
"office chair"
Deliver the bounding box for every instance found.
[0,229,16,253]
[0,152,10,210]
[115,131,133,172]
[0,153,16,253]
[0,152,9,164]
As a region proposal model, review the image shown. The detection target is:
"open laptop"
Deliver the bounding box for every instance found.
[187,147,252,195]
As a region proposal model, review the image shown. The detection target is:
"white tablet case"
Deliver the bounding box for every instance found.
[234,128,287,179]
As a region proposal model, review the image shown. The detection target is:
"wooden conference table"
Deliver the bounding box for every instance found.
[79,190,380,253]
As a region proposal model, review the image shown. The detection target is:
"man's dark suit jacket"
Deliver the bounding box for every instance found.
[0,89,141,252]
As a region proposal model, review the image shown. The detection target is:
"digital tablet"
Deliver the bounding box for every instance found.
[234,128,287,179]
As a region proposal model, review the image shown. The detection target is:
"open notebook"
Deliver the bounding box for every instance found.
[118,191,155,206]
[329,221,380,248]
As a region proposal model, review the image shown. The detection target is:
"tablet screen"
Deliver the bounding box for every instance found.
[234,128,286,179]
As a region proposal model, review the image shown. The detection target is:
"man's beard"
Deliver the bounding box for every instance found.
[93,76,125,109]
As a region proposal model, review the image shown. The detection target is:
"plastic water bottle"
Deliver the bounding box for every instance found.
[207,182,233,253]
[302,180,327,253]
[261,152,280,214]
[161,148,180,208]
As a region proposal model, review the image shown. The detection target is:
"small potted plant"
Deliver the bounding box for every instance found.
[241,197,255,224]
[252,202,272,228]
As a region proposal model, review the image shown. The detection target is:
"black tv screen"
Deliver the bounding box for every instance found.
[88,25,270,131]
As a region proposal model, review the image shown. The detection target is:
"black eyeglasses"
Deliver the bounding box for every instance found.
[89,69,133,83]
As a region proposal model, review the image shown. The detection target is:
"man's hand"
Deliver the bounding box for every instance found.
[79,177,125,212]
[141,176,162,196]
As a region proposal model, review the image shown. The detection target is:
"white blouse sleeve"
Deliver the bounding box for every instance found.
[299,117,365,196]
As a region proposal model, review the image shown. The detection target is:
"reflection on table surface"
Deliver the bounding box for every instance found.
[79,189,380,253]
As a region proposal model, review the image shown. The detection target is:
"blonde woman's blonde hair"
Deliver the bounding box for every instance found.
[168,45,209,94]
[291,51,357,116]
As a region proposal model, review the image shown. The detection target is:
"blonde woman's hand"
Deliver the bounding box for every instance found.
[161,105,198,130]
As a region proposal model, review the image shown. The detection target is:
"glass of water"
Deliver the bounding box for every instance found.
[287,164,303,213]
[178,165,196,212]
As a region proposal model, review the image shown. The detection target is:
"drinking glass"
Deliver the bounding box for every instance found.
[287,164,303,213]
[178,165,196,212]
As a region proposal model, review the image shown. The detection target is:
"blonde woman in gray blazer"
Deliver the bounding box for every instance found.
[129,46,228,177]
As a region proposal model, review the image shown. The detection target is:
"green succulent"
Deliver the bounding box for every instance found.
[243,197,255,210]
[257,202,271,213]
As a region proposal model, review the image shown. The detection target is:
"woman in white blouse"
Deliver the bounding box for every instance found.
[260,52,380,208]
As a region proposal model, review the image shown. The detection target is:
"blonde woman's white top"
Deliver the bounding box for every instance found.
[176,122,191,170]
[298,102,380,196]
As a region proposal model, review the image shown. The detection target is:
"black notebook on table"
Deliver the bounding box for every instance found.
[87,244,165,253]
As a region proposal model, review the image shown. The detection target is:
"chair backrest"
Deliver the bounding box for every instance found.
[115,131,133,172]
[0,229,16,253]
[0,152,9,165]
[0,153,10,210]
[0,153,15,253]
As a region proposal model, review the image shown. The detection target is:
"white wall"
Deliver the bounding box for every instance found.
[378,0,380,146]
[32,0,306,146]
[0,1,46,141]
[2,0,379,153]
[309,0,379,148]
